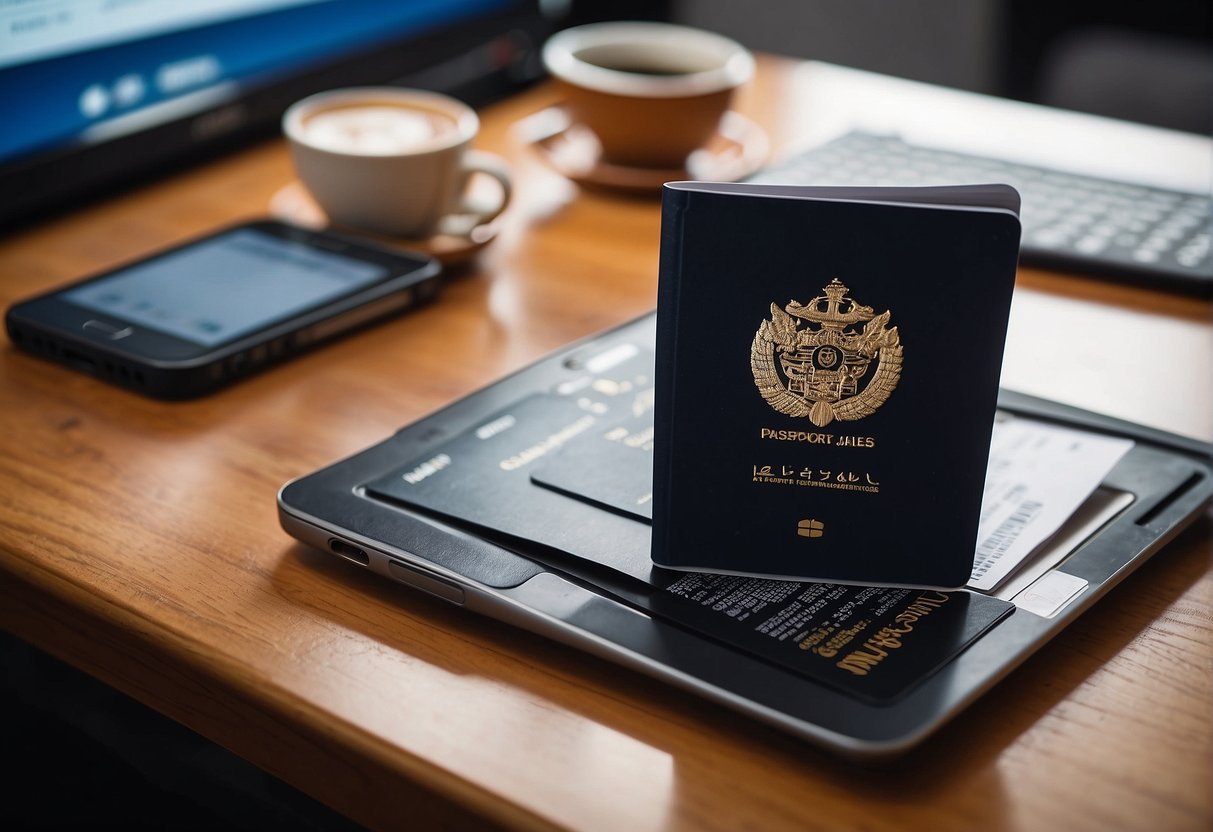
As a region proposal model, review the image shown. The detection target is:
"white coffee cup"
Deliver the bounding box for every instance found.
[542,22,755,168]
[283,87,511,239]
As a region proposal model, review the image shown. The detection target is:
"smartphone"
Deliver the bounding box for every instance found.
[5,219,442,399]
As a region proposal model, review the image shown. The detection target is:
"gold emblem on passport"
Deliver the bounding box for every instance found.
[751,278,902,427]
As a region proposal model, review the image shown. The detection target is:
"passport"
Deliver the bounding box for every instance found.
[651,181,1022,587]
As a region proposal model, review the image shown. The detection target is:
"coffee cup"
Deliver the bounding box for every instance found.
[541,21,755,169]
[283,88,511,239]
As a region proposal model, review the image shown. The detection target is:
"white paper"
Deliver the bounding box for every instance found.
[967,418,1134,591]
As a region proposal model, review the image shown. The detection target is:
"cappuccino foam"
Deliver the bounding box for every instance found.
[302,104,457,155]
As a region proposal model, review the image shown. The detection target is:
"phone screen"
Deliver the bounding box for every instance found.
[63,228,388,347]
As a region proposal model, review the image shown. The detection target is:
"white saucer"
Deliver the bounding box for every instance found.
[268,182,499,268]
[519,107,769,196]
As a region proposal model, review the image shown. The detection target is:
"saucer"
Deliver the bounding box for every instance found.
[267,182,498,268]
[520,107,769,195]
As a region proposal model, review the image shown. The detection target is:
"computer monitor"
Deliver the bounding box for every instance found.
[0,0,555,230]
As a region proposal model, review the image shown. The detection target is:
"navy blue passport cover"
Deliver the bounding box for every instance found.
[651,181,1022,588]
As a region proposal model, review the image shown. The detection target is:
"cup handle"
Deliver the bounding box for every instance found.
[444,150,512,236]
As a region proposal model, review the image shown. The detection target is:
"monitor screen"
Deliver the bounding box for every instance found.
[0,0,552,228]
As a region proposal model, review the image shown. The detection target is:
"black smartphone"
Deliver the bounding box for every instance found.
[5,219,442,399]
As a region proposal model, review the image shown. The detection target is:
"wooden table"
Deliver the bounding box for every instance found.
[2,56,1210,831]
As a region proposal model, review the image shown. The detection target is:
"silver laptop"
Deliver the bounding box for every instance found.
[278,312,1211,759]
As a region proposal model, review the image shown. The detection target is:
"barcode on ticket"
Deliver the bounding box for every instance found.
[971,500,1043,580]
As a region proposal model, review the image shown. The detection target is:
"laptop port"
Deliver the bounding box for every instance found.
[328,538,369,565]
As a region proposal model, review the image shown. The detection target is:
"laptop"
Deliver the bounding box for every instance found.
[277,312,1211,759]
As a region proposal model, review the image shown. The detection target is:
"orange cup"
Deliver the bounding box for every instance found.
[541,22,755,169]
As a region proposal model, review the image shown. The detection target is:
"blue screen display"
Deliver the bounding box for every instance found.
[0,0,512,164]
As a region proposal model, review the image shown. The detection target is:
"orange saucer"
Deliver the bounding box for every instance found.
[268,182,499,268]
[519,107,769,196]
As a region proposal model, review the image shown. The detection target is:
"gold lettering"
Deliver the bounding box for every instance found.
[811,619,869,657]
[834,592,951,677]
[836,647,886,676]
[758,427,836,444]
[797,627,832,651]
[867,630,903,649]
